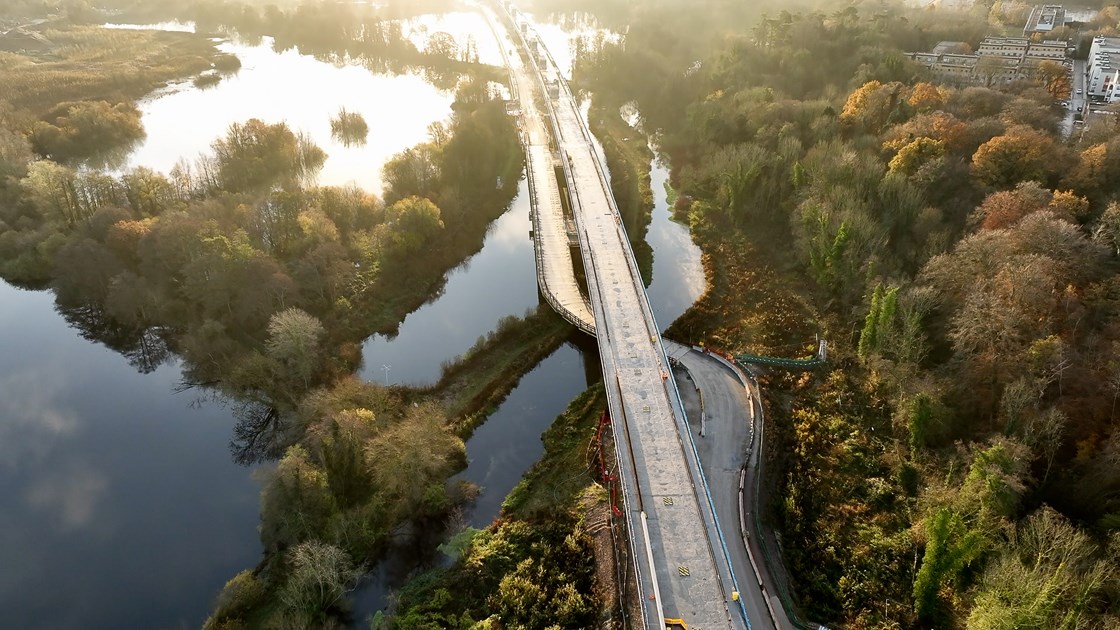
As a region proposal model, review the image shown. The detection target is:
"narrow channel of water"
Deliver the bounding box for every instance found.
[358,178,539,386]
[348,340,593,622]
[645,151,706,327]
[0,282,261,630]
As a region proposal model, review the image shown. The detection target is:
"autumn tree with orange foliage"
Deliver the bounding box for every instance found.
[841,80,907,134]
[1035,60,1072,100]
[882,111,971,155]
[971,125,1069,188]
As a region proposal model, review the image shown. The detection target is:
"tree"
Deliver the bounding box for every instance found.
[948,253,1059,366]
[121,167,175,217]
[260,445,335,550]
[971,125,1061,189]
[180,225,262,319]
[975,56,1010,88]
[888,137,944,176]
[840,80,907,133]
[21,160,81,226]
[278,541,363,623]
[882,111,970,155]
[1063,140,1120,200]
[29,100,145,163]
[381,145,440,205]
[266,308,325,389]
[1000,97,1059,134]
[950,87,1010,119]
[975,181,1051,230]
[1035,60,1072,100]
[907,82,946,112]
[105,218,154,265]
[424,31,459,60]
[52,237,124,305]
[304,408,379,509]
[0,124,33,187]
[384,195,444,254]
[211,119,326,192]
[1093,201,1120,256]
[1046,189,1090,223]
[206,570,267,628]
[914,507,989,622]
[364,402,464,519]
[966,507,1117,630]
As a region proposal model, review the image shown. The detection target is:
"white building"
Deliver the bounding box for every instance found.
[1088,36,1120,103]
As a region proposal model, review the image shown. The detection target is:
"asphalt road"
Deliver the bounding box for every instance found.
[666,340,790,630]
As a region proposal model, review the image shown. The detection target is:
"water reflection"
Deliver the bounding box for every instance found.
[121,35,455,193]
[0,282,261,630]
[404,11,505,66]
[645,151,706,326]
[529,12,620,79]
[359,178,538,386]
[57,303,173,374]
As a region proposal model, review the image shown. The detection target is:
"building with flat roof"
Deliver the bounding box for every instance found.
[1025,5,1065,34]
[932,41,970,55]
[907,35,1069,86]
[977,36,1030,58]
[1025,40,1068,61]
[1088,36,1120,103]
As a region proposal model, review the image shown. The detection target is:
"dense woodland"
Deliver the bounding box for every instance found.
[574,0,1120,627]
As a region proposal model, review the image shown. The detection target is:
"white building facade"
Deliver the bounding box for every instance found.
[1088,36,1120,103]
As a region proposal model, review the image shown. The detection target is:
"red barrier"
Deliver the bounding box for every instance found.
[595,410,623,517]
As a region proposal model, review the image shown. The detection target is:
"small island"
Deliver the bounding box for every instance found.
[329,107,368,146]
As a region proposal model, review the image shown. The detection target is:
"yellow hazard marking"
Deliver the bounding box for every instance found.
[678,565,690,576]
[663,497,674,505]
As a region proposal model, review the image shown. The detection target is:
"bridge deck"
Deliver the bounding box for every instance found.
[551,71,743,630]
[489,10,595,333]
[487,3,750,628]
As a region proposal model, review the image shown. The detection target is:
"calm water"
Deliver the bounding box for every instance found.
[405,11,505,66]
[645,151,706,326]
[454,342,592,528]
[0,282,261,630]
[359,178,538,386]
[529,12,619,80]
[120,33,454,193]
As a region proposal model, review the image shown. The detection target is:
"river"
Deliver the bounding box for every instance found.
[0,9,704,629]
